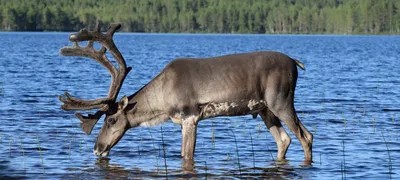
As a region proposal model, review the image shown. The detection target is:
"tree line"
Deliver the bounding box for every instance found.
[1,0,399,34]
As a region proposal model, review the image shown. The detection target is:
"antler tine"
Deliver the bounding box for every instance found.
[107,23,122,36]
[95,19,102,33]
[58,92,112,110]
[102,24,132,102]
[59,20,131,135]
[75,112,105,135]
[60,44,117,77]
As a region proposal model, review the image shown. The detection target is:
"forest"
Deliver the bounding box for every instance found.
[0,0,399,34]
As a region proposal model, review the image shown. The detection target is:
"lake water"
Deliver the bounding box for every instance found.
[0,32,399,179]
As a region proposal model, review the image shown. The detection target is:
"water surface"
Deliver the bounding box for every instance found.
[0,33,399,179]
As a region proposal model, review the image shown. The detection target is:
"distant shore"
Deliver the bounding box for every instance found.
[1,0,399,35]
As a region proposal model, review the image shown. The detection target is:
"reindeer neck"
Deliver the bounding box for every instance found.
[126,75,169,127]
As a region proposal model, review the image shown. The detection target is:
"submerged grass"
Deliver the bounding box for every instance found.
[160,126,168,178]
[372,116,376,132]
[381,131,392,179]
[341,163,344,180]
[320,153,322,165]
[55,129,59,140]
[36,133,45,174]
[68,134,73,159]
[204,160,208,180]
[226,153,231,162]
[392,114,395,124]
[256,122,263,137]
[249,129,256,172]
[314,124,317,135]
[9,136,13,157]
[138,137,143,157]
[79,137,83,152]
[341,140,346,180]
[211,119,216,149]
[229,129,242,179]
[148,129,160,172]
[82,136,90,159]
[19,136,26,173]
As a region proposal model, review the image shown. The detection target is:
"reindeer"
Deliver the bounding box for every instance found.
[59,21,313,163]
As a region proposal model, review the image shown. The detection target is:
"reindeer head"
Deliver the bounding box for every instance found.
[59,20,135,157]
[94,96,136,157]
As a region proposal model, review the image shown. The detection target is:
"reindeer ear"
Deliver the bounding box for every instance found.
[118,96,137,112]
[118,96,129,110]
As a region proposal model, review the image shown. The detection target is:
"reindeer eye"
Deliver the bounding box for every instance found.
[107,118,117,125]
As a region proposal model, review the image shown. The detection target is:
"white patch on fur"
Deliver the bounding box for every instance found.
[230,102,238,108]
[170,114,200,125]
[201,102,240,118]
[170,113,184,124]
[216,102,230,111]
[247,100,266,111]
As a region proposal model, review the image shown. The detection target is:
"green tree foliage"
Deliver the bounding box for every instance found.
[0,0,399,34]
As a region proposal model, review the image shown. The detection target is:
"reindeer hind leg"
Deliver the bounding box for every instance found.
[260,108,291,161]
[268,103,313,163]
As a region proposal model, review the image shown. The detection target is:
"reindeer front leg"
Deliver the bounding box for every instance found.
[181,115,199,160]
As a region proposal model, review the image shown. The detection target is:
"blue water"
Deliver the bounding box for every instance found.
[0,32,399,179]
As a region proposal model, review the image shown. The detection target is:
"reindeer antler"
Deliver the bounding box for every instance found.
[59,20,131,135]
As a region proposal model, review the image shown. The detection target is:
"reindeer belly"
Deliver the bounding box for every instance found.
[200,99,266,119]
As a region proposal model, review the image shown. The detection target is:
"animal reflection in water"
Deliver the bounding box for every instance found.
[66,157,297,179]
[58,20,313,165]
